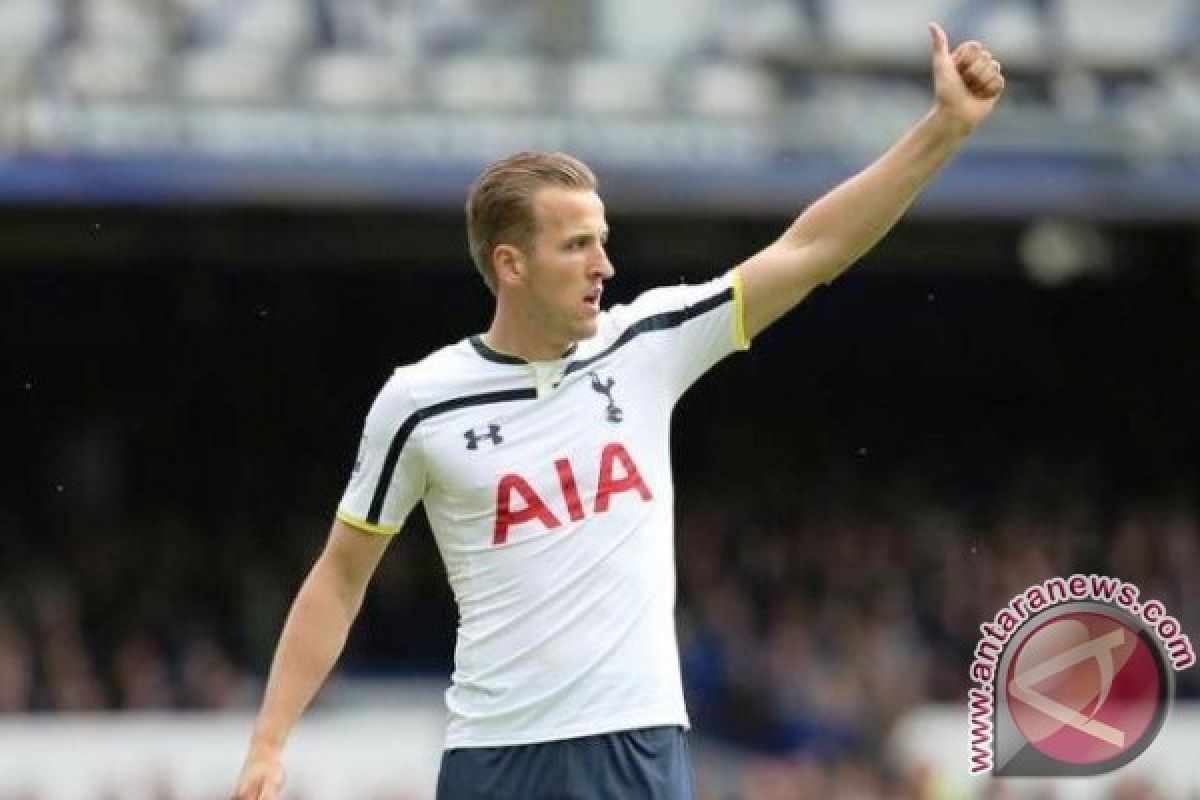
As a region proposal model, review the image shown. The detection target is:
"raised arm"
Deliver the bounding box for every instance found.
[738,23,1005,340]
[233,518,393,800]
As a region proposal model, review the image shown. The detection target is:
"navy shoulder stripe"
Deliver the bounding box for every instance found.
[367,387,536,524]
[565,285,732,376]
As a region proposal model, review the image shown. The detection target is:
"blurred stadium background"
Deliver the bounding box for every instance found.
[1,0,1198,797]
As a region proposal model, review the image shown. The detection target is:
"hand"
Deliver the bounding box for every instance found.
[232,748,285,800]
[929,22,1005,131]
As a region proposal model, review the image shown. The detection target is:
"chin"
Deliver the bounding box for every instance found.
[573,318,600,341]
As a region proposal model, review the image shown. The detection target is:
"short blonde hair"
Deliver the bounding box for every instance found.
[466,151,598,293]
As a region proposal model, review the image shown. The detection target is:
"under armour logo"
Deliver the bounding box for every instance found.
[464,424,503,450]
[589,372,623,424]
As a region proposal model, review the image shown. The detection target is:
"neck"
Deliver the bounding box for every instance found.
[485,304,574,362]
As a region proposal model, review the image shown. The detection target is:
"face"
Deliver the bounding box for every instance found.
[501,187,614,346]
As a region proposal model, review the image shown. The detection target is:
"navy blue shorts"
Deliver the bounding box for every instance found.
[435,726,695,800]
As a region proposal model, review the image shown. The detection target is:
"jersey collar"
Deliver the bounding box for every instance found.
[469,335,577,365]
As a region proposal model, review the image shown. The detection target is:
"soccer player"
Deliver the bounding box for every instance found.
[234,23,1003,800]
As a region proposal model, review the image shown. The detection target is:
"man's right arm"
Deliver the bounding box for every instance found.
[233,517,393,800]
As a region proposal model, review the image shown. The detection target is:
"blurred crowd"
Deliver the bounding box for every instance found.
[8,446,1194,720]
[4,240,1198,799]
[677,465,1200,758]
[0,567,253,714]
[3,436,1195,800]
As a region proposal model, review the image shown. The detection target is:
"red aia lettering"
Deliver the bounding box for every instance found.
[492,473,561,545]
[594,442,653,512]
[555,458,585,522]
[492,443,652,546]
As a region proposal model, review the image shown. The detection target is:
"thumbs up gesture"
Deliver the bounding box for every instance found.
[929,22,1005,131]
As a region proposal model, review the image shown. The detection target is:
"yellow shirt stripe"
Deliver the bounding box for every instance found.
[337,508,401,536]
[731,268,751,350]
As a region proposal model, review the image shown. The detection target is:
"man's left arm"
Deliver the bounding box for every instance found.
[738,23,1006,340]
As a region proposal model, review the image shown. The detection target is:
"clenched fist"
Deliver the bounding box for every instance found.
[232,748,285,800]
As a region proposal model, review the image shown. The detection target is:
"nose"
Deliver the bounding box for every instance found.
[591,248,615,281]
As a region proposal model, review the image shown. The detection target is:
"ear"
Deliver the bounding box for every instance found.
[492,243,525,288]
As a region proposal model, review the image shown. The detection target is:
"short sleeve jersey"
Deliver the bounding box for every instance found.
[338,270,749,748]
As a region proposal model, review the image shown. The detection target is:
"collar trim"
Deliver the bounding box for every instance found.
[468,335,577,365]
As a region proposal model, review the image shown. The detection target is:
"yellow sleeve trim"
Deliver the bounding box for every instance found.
[336,509,401,536]
[730,268,751,350]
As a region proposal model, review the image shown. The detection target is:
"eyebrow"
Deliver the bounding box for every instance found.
[564,229,609,245]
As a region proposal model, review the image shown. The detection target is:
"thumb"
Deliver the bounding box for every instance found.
[929,22,951,64]
[257,774,282,800]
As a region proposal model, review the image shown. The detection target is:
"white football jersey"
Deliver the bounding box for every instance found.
[338,269,749,748]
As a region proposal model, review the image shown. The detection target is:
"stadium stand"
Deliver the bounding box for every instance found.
[0,0,1194,164]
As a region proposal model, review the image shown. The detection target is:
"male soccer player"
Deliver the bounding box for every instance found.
[234,23,1004,800]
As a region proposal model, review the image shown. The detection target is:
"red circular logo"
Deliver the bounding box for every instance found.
[1005,611,1163,766]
